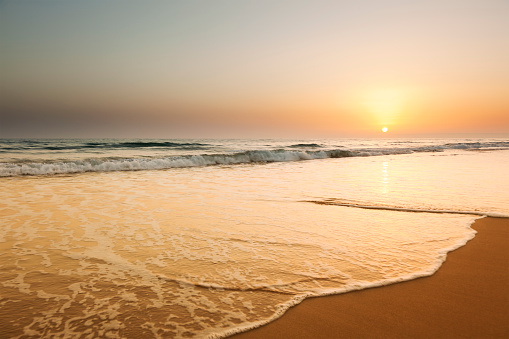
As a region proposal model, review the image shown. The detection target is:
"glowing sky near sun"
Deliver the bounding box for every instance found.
[1,0,508,138]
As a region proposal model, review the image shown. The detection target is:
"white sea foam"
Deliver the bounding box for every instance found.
[0,150,341,176]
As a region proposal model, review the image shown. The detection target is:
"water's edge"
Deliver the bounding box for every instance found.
[214,213,494,338]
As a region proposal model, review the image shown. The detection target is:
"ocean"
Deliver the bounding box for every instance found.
[1,138,508,338]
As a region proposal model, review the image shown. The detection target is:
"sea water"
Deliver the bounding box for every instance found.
[1,138,508,338]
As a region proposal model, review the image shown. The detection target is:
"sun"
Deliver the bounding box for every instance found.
[382,127,388,133]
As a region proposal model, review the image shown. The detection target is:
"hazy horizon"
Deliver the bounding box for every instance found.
[1,0,508,138]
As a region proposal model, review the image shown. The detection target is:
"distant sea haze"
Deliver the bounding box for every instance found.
[1,137,508,337]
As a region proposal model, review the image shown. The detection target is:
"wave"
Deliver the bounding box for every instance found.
[0,140,211,151]
[83,141,209,150]
[443,141,509,149]
[1,140,508,177]
[0,149,356,177]
[288,143,322,148]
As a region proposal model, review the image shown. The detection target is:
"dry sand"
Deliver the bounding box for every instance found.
[232,216,509,338]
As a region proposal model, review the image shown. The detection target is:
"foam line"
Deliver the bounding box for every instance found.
[308,200,509,218]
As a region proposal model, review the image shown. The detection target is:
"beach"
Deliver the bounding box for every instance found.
[2,0,509,337]
[233,216,509,338]
[1,140,508,338]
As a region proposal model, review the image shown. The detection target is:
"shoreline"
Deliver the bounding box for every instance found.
[232,216,509,338]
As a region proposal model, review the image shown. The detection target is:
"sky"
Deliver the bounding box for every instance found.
[1,0,508,138]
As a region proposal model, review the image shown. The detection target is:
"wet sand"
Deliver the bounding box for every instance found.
[232,217,509,338]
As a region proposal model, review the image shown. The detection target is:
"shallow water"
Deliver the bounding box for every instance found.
[1,140,508,338]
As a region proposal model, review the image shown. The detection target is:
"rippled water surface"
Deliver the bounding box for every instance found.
[1,139,508,338]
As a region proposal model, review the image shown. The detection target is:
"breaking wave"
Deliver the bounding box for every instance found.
[0,149,355,177]
[1,140,508,177]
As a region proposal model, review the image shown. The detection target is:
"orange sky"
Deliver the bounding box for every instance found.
[1,0,508,138]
